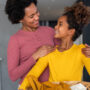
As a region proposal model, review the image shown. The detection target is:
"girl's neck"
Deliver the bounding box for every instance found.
[58,38,73,52]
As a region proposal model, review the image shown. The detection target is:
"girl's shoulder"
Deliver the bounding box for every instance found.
[78,44,85,48]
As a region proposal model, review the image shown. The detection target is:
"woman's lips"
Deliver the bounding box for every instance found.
[34,21,39,25]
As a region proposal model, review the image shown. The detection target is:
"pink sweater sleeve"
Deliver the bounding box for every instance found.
[7,36,36,82]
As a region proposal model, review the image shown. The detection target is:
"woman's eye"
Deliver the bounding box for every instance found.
[36,11,40,16]
[29,16,34,18]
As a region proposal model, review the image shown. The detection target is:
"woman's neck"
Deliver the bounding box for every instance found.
[22,26,37,32]
[58,38,73,52]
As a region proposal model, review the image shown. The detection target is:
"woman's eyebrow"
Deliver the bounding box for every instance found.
[30,10,38,16]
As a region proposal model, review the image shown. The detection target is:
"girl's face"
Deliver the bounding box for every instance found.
[54,16,74,39]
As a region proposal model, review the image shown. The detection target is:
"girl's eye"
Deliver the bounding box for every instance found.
[36,11,39,14]
[59,23,62,26]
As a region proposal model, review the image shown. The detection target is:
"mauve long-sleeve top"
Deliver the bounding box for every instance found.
[7,26,60,84]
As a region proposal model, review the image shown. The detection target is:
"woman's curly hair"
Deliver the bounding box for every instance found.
[5,0,37,24]
[63,2,90,41]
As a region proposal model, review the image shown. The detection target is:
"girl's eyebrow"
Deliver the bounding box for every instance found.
[59,21,62,24]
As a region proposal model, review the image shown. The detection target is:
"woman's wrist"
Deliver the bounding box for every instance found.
[32,53,39,61]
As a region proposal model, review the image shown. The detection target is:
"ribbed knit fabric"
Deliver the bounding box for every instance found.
[7,26,60,84]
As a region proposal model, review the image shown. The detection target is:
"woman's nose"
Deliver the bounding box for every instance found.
[35,15,39,21]
[34,13,40,20]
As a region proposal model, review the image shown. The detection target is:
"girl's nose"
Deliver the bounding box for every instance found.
[55,25,58,30]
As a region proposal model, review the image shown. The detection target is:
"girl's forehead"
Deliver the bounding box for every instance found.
[58,16,67,22]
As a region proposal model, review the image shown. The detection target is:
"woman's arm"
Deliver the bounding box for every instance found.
[7,36,36,82]
[82,44,90,58]
[7,36,53,82]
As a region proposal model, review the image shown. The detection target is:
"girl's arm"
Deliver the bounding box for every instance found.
[82,54,90,75]
[27,55,49,78]
[19,56,49,90]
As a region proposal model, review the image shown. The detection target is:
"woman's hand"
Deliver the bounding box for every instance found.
[82,44,90,58]
[32,45,54,60]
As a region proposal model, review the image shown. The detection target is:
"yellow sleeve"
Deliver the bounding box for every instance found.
[18,56,49,90]
[18,77,30,90]
[80,44,90,75]
[27,55,49,78]
[82,54,90,75]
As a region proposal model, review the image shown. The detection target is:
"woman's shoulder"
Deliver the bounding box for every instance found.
[10,29,24,39]
[8,30,21,44]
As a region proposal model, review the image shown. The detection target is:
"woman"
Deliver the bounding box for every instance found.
[5,0,58,84]
[19,2,90,89]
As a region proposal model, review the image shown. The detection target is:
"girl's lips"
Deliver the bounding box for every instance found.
[55,30,59,34]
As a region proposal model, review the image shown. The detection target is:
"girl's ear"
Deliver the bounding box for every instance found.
[69,29,75,36]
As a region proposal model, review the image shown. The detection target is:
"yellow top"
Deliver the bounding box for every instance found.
[19,44,90,90]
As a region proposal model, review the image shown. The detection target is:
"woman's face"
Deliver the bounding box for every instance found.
[54,16,73,39]
[20,3,40,30]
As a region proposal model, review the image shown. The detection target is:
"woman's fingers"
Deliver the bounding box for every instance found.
[82,46,90,58]
[85,44,90,48]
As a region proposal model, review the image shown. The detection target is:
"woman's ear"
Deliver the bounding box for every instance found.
[19,20,22,23]
[19,19,23,23]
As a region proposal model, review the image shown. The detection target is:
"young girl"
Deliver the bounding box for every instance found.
[19,2,90,89]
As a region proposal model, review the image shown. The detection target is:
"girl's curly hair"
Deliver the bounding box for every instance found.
[63,2,90,41]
